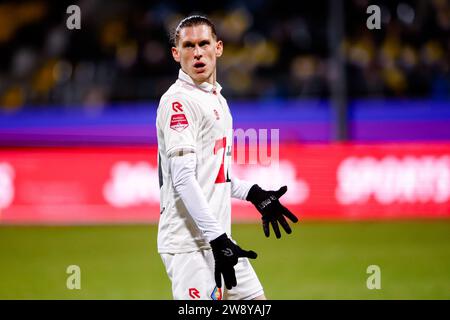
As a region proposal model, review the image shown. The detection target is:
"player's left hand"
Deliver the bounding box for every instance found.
[246,185,299,238]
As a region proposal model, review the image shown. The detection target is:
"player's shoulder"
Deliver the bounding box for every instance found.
[158,82,203,114]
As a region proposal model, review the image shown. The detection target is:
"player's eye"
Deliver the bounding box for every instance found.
[200,41,209,47]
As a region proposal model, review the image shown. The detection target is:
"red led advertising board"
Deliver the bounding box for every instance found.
[0,144,449,224]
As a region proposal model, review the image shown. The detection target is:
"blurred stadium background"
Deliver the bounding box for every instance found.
[0,0,449,299]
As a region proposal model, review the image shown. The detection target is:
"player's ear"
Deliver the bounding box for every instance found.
[172,46,180,62]
[216,40,223,58]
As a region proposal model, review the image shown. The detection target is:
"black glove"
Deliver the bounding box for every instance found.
[246,185,299,238]
[209,233,257,290]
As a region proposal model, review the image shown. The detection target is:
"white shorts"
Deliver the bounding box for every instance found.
[160,249,264,300]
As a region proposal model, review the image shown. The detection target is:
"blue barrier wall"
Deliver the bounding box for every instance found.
[0,99,449,146]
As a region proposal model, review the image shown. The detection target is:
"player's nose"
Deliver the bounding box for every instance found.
[194,45,202,58]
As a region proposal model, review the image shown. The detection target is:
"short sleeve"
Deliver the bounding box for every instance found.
[157,95,200,157]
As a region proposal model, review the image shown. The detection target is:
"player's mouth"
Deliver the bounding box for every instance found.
[193,62,206,72]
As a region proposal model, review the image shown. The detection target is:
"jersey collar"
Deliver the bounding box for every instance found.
[178,69,222,94]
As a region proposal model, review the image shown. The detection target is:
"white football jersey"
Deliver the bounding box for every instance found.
[156,69,234,254]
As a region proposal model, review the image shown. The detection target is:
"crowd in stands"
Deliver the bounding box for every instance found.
[0,0,448,112]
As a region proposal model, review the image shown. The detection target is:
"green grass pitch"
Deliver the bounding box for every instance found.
[0,220,449,299]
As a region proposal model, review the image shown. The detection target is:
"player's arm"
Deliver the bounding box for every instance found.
[170,152,224,242]
[170,152,257,290]
[230,176,254,200]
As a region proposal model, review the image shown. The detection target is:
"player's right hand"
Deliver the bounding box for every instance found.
[209,233,257,290]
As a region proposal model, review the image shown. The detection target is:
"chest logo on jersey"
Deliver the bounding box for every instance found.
[170,114,189,132]
[172,101,183,112]
[213,109,220,120]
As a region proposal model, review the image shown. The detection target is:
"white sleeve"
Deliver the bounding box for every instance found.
[169,153,225,242]
[158,95,200,157]
[231,176,255,200]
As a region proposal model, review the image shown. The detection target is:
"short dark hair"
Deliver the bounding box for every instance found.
[171,15,217,46]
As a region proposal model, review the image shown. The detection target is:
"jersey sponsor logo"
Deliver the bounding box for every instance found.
[211,287,222,300]
[172,101,183,112]
[189,288,200,299]
[170,114,189,132]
